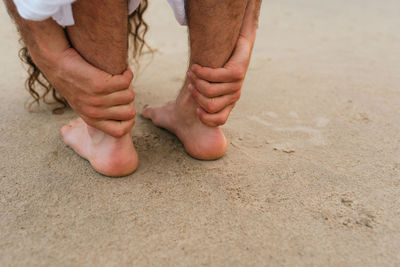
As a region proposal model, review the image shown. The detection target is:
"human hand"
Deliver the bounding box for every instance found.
[187,36,252,127]
[41,48,136,137]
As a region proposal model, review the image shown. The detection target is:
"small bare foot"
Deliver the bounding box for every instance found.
[142,99,227,160]
[60,118,138,177]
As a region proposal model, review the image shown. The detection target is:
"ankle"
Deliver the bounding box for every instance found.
[176,82,199,111]
[86,124,108,144]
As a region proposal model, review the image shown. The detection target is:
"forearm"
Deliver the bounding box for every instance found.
[3,0,70,68]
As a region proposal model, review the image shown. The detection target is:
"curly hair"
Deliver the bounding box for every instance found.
[18,0,150,114]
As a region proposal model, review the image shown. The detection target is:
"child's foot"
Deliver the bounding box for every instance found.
[60,118,138,177]
[142,97,227,160]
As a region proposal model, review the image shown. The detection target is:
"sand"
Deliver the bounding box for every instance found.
[1,0,399,266]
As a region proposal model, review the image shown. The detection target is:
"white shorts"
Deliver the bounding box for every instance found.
[13,0,187,27]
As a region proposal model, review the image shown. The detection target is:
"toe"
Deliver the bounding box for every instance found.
[60,125,70,137]
[141,105,153,119]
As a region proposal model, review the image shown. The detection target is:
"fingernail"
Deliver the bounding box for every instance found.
[196,108,201,115]
[188,83,194,91]
[191,65,196,71]
[187,71,191,77]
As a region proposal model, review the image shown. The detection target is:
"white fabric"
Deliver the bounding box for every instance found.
[13,0,75,26]
[13,0,187,27]
[167,0,186,25]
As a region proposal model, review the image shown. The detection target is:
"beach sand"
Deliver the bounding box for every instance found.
[1,0,399,265]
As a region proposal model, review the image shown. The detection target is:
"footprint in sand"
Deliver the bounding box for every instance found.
[248,111,330,151]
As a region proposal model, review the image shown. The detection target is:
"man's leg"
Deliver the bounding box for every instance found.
[60,0,138,176]
[143,0,248,159]
[67,0,128,75]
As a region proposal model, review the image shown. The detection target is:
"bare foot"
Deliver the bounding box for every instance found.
[60,118,138,177]
[142,97,227,160]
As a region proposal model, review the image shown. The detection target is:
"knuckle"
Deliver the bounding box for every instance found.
[112,127,125,138]
[128,89,135,102]
[206,101,217,113]
[122,120,135,135]
[233,68,245,80]
[193,79,202,89]
[126,69,134,81]
[234,91,241,102]
[120,105,136,120]
[233,82,242,92]
[88,97,102,107]
[203,87,214,97]
[85,107,101,119]
[128,68,135,83]
[127,119,136,129]
[129,106,137,118]
[217,116,228,125]
[122,78,131,89]
[192,64,200,73]
[92,82,105,94]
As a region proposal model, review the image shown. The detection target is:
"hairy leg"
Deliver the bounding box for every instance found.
[67,0,128,74]
[60,0,138,176]
[143,0,247,159]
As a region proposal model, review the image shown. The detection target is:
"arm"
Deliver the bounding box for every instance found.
[187,0,261,126]
[3,0,135,137]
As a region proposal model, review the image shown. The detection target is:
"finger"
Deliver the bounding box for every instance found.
[95,68,134,94]
[197,104,235,127]
[100,85,135,107]
[82,102,136,121]
[97,119,136,138]
[82,116,135,138]
[190,38,252,83]
[188,72,241,97]
[190,64,239,83]
[189,84,240,114]
[102,102,136,121]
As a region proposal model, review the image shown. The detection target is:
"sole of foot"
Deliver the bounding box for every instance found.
[60,118,138,177]
[142,101,227,160]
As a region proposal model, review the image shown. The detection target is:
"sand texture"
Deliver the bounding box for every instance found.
[1,0,399,266]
